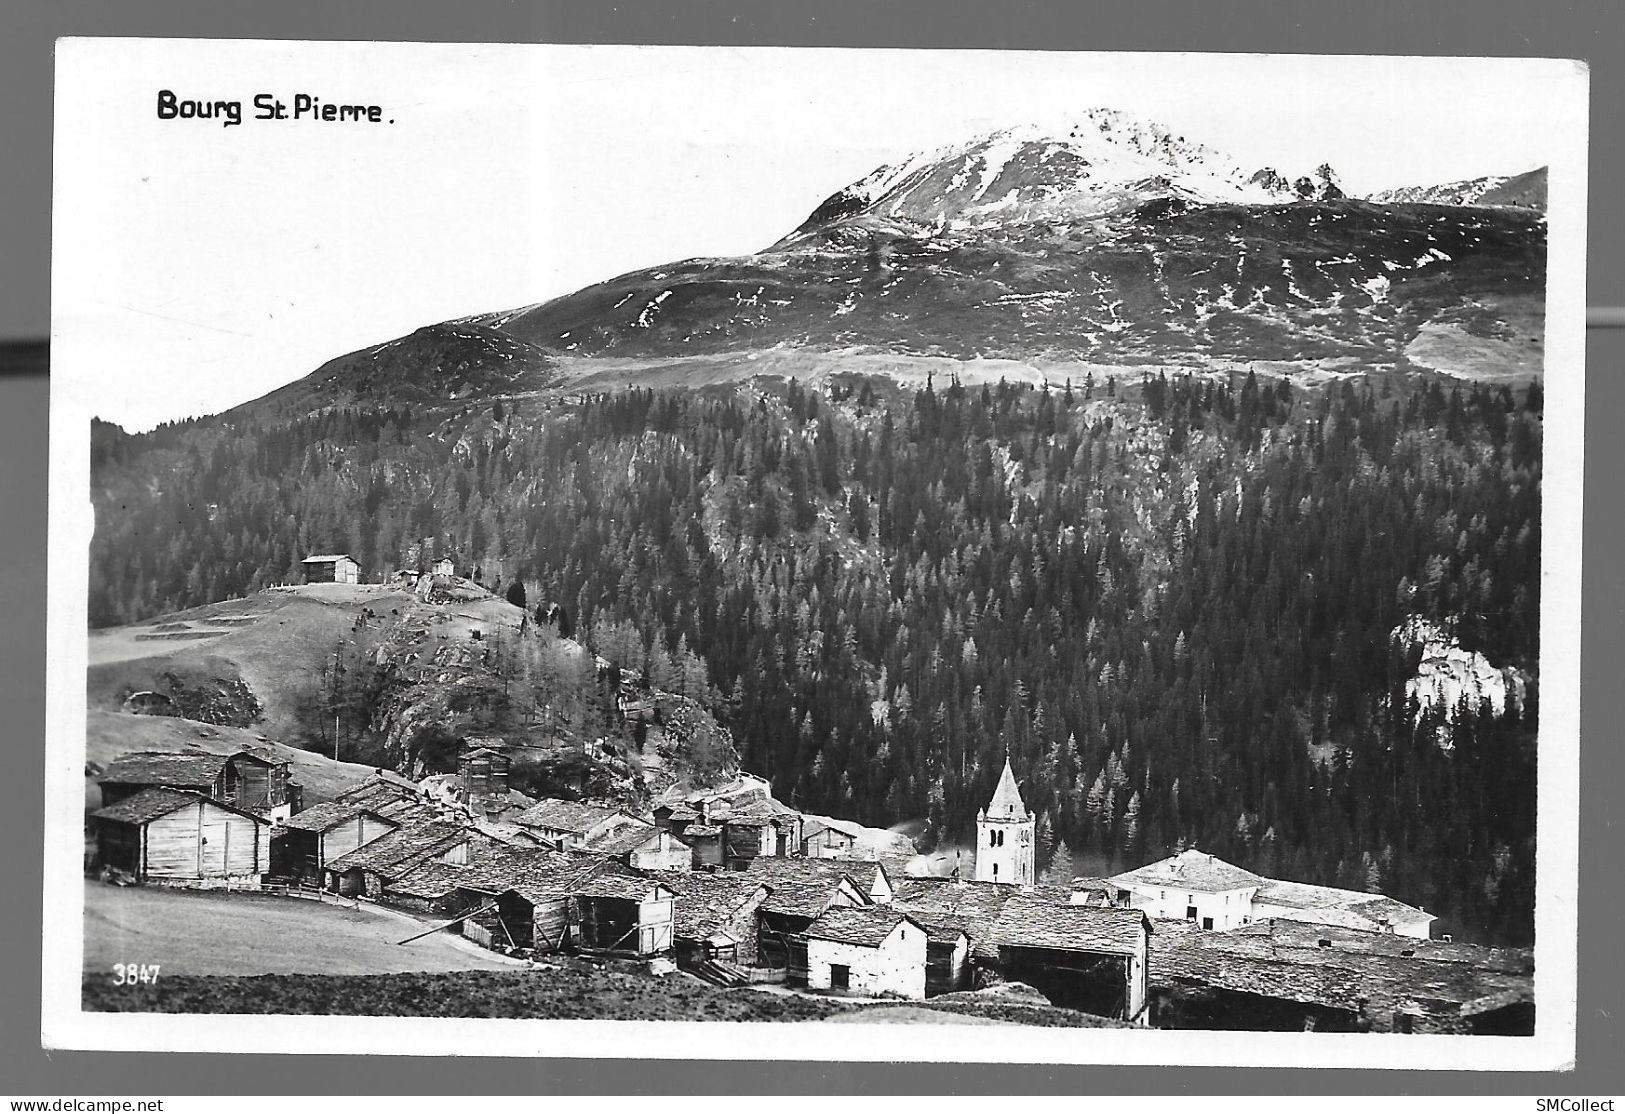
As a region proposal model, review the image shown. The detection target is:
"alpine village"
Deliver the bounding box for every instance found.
[84,110,1542,1033]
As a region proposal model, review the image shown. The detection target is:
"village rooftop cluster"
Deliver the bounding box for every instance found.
[88,726,1534,1033]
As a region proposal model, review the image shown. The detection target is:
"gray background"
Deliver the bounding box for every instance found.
[1,0,1620,1095]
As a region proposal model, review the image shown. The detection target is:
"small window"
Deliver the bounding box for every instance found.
[993,863,999,879]
[830,964,850,991]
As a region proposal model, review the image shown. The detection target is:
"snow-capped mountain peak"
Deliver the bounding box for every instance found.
[791,108,1335,238]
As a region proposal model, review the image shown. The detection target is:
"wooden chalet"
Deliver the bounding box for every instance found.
[1147,920,1534,1034]
[990,894,1153,1023]
[271,801,399,886]
[93,787,270,885]
[98,749,292,818]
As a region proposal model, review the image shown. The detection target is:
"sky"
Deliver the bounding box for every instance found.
[52,41,1588,430]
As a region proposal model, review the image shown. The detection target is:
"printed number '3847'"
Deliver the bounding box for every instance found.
[112,963,160,985]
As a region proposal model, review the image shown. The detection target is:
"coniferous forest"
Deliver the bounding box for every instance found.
[89,368,1542,945]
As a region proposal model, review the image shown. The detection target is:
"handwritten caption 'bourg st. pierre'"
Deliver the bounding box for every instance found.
[156,90,391,127]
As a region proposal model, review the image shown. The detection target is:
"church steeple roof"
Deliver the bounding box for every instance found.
[986,756,1029,819]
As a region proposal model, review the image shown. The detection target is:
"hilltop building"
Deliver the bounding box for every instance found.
[301,553,360,584]
[975,756,1035,887]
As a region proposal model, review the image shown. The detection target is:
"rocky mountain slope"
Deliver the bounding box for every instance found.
[1370,167,1547,212]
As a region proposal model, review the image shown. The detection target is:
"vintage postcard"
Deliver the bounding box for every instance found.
[43,40,1586,1068]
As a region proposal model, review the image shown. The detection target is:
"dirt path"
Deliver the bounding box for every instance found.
[83,880,524,978]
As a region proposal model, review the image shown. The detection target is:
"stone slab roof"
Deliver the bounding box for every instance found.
[334,776,439,825]
[891,876,1024,961]
[1110,849,1265,893]
[1148,921,1533,1020]
[385,844,609,902]
[990,894,1148,956]
[1254,878,1435,928]
[806,906,919,948]
[324,819,470,878]
[652,870,771,940]
[585,821,666,857]
[99,752,229,788]
[281,800,395,834]
[515,798,628,834]
[93,786,270,826]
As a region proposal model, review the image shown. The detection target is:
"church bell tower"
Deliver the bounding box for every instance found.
[975,755,1035,887]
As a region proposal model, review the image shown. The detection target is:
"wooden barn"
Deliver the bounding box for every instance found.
[572,872,677,958]
[301,553,360,584]
[93,787,270,885]
[418,847,611,954]
[432,557,455,577]
[917,916,974,996]
[97,749,292,819]
[720,798,803,868]
[271,801,399,886]
[804,906,929,1000]
[990,894,1152,1023]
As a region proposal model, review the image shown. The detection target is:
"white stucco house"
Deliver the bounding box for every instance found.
[1108,848,1434,938]
[804,906,929,1000]
[1109,849,1264,931]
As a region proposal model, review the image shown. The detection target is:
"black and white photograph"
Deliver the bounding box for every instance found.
[43,40,1586,1068]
